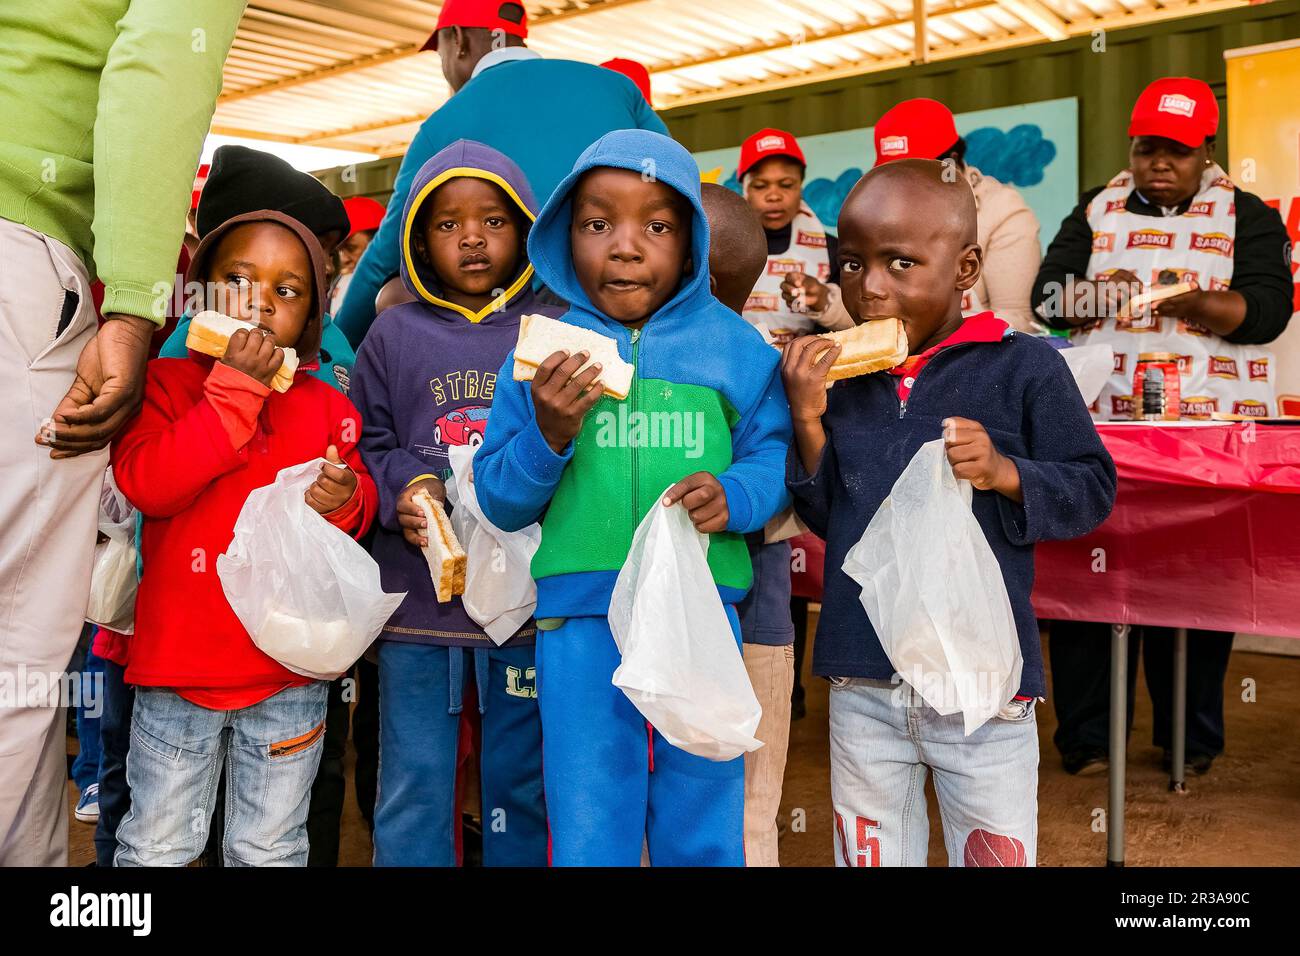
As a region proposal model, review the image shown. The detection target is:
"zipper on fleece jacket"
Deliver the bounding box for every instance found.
[895,338,996,418]
[629,327,641,538]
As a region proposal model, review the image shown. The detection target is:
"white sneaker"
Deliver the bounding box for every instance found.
[75,783,100,823]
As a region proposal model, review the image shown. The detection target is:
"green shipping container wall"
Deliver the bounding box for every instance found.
[318,1,1300,209]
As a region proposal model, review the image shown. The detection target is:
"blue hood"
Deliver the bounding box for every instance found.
[399,139,539,323]
[527,129,713,344]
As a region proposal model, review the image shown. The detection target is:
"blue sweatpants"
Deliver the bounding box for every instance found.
[535,610,746,867]
[374,641,547,867]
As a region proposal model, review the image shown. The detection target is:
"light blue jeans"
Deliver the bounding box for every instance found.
[114,682,328,867]
[828,678,1038,867]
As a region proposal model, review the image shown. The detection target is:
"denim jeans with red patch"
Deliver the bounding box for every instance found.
[114,682,328,867]
[828,678,1038,867]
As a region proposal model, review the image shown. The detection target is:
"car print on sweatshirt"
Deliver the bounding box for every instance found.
[434,405,491,448]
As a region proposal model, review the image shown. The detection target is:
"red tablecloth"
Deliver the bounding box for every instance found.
[788,424,1300,637]
[1033,423,1300,637]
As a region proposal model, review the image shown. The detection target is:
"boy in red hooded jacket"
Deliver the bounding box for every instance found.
[110,210,377,867]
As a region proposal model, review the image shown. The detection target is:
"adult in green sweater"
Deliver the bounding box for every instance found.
[0,0,246,867]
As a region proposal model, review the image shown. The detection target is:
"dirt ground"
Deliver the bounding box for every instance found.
[66,630,1300,867]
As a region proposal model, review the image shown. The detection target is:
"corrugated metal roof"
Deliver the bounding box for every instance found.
[212,0,1248,157]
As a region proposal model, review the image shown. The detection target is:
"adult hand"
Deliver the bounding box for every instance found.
[1098,269,1143,319]
[35,314,155,459]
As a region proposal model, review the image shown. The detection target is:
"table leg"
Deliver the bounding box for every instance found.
[1107,623,1129,867]
[1170,627,1188,794]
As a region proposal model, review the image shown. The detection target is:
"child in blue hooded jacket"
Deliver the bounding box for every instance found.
[474,130,793,866]
[350,140,559,866]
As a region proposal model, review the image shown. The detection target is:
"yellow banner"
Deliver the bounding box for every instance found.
[1227,40,1300,415]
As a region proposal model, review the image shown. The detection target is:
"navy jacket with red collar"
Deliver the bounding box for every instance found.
[788,317,1117,697]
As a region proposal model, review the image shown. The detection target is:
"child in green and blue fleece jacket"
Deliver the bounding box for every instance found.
[475,130,793,866]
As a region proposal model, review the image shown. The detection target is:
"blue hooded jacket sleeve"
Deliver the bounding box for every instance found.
[717,358,792,533]
[474,351,574,533]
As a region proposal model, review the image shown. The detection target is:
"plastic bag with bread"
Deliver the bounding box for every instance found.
[186,309,299,392]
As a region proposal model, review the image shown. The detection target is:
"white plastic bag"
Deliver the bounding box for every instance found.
[217,459,406,680]
[1060,343,1115,406]
[608,491,763,761]
[843,440,1022,735]
[85,470,138,634]
[444,445,541,645]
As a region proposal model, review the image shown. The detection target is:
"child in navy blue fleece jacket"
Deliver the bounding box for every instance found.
[784,160,1115,867]
[349,140,557,867]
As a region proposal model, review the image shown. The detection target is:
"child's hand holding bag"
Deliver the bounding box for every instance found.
[217,458,405,680]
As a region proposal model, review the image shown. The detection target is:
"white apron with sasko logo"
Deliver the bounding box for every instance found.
[743,203,833,344]
[1074,164,1276,421]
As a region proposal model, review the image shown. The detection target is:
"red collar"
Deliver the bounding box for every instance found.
[889,312,1010,377]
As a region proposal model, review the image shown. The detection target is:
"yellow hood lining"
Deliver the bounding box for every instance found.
[402,166,537,323]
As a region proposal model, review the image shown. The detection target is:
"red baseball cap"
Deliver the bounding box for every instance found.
[421,0,528,52]
[602,58,652,104]
[872,98,959,167]
[343,196,386,237]
[1128,77,1219,147]
[738,128,806,179]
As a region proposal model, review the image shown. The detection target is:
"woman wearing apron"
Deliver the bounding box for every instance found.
[1032,77,1293,776]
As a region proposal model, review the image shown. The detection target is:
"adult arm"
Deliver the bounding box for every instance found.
[42,0,246,458]
[94,0,246,321]
[334,117,453,346]
[981,190,1043,332]
[1030,186,1104,329]
[1219,190,1294,345]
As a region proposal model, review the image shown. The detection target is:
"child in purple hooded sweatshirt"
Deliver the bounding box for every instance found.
[350,140,559,866]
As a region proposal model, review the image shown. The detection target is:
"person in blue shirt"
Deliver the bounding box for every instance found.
[333,0,668,347]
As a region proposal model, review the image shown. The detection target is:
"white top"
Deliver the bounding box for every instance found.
[471,47,542,79]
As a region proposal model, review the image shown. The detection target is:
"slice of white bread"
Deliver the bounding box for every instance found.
[1119,281,1196,319]
[511,313,634,400]
[818,317,908,382]
[186,310,299,393]
[413,488,466,603]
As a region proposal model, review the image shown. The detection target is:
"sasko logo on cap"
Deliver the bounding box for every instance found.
[757,135,787,152]
[1157,93,1196,117]
[879,135,909,156]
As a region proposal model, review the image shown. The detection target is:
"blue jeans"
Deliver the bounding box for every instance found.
[828,679,1038,867]
[93,658,134,867]
[535,612,746,867]
[71,646,106,792]
[373,641,547,867]
[114,682,328,867]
